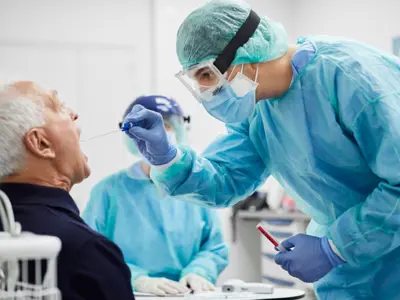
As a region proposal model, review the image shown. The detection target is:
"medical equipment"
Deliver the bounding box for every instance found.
[0,190,61,299]
[79,121,140,143]
[222,279,273,294]
[121,122,135,132]
[80,129,122,142]
[231,191,268,242]
[257,223,287,252]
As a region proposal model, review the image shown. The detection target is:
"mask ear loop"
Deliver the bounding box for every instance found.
[227,65,238,81]
[254,64,260,83]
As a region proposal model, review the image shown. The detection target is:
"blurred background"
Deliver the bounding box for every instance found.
[0,0,399,296]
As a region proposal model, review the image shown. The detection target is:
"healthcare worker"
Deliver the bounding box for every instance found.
[83,95,229,296]
[121,1,400,299]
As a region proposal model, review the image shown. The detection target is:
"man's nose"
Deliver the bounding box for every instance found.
[68,108,78,121]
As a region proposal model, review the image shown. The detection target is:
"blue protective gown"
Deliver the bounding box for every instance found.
[151,36,400,299]
[82,162,229,289]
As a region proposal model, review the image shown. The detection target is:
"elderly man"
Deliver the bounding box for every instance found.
[0,81,134,300]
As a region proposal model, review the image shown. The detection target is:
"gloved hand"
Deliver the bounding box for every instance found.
[123,105,177,165]
[180,273,215,293]
[134,276,190,296]
[274,234,344,283]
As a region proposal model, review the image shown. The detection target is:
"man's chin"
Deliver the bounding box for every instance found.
[85,168,91,179]
[74,164,91,185]
[83,163,91,179]
[82,154,90,178]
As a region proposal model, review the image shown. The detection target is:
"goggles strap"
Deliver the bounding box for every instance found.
[213,10,261,74]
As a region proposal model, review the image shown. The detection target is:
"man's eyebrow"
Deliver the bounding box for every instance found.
[49,90,60,108]
[51,90,58,99]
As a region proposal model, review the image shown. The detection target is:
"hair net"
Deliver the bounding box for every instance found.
[176,0,289,70]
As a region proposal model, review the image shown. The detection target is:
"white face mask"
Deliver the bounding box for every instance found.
[230,71,259,97]
[166,131,177,145]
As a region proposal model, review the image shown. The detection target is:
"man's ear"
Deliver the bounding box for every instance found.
[24,128,56,159]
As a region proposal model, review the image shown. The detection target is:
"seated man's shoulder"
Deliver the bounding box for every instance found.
[59,224,134,299]
[14,199,114,256]
[42,210,134,299]
[11,194,134,299]
[66,229,124,267]
[55,213,112,255]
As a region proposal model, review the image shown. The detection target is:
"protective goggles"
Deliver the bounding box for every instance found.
[175,10,260,102]
[176,59,227,102]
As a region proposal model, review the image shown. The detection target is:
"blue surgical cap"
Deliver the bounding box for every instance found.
[122,95,183,120]
[176,0,289,70]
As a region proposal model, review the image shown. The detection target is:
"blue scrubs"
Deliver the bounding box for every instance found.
[82,162,228,289]
[151,36,400,299]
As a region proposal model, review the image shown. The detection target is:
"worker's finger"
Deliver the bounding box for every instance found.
[179,277,188,286]
[280,234,300,249]
[125,105,160,124]
[159,283,180,295]
[172,282,190,293]
[201,282,210,291]
[165,280,188,294]
[189,280,203,293]
[205,281,215,291]
[274,252,287,265]
[127,126,150,140]
[152,287,167,296]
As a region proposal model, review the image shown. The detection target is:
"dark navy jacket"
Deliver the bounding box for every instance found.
[0,183,135,300]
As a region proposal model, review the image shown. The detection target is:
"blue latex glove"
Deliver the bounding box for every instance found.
[123,105,177,165]
[274,234,344,283]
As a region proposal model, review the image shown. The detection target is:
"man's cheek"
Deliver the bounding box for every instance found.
[60,123,80,141]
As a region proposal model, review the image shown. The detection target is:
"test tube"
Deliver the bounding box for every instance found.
[256,223,287,252]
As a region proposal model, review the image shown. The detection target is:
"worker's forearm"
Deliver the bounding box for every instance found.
[150,146,268,207]
[328,182,400,266]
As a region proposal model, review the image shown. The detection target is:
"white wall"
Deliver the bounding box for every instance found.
[291,0,400,53]
[0,0,153,208]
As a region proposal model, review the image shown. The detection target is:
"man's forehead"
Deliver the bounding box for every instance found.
[10,81,60,106]
[12,81,45,95]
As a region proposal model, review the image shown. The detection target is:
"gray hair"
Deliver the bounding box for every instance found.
[0,83,45,179]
